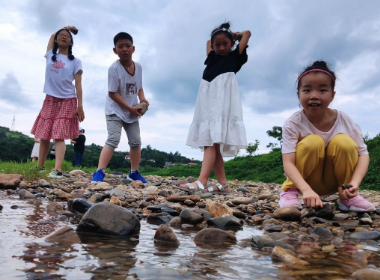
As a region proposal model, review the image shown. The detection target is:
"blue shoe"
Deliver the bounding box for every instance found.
[91,169,105,183]
[127,170,147,183]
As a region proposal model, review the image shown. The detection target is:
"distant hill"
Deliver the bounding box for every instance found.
[0,126,200,169]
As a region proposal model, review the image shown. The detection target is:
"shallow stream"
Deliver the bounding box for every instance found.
[1,192,379,279]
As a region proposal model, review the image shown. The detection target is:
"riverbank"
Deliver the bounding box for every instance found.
[1,171,380,279]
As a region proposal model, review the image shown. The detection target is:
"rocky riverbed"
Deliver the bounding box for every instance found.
[1,171,380,279]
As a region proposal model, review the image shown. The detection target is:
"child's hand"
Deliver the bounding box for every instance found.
[76,106,85,122]
[339,183,359,199]
[65,26,78,35]
[233,32,242,41]
[128,106,143,116]
[139,98,150,106]
[302,189,323,208]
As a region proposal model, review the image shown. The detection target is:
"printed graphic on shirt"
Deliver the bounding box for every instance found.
[126,83,137,95]
[51,60,65,73]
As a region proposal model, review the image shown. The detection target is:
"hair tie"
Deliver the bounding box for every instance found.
[211,28,233,38]
[298,69,335,87]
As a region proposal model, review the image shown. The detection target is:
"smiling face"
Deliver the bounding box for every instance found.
[298,72,335,115]
[113,39,135,61]
[212,33,233,56]
[55,30,72,48]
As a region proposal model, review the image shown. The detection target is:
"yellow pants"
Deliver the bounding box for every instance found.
[282,134,358,195]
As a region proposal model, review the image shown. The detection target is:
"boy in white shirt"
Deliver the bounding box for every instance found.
[92,32,149,183]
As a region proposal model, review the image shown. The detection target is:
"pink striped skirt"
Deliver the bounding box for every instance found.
[31,95,79,140]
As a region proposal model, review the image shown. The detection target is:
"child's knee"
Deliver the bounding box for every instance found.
[105,135,121,150]
[329,134,357,153]
[129,138,141,149]
[297,134,324,154]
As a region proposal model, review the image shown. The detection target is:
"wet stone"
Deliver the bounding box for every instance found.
[206,199,233,217]
[264,224,283,232]
[77,202,140,236]
[194,228,237,244]
[69,198,93,214]
[10,205,18,209]
[147,213,173,225]
[169,216,182,227]
[207,215,243,229]
[334,213,349,220]
[154,225,180,245]
[312,226,333,238]
[179,209,203,225]
[315,204,335,220]
[271,246,309,267]
[18,189,35,199]
[359,213,373,225]
[349,231,380,240]
[251,236,294,251]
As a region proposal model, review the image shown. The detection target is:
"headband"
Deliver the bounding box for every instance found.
[211,28,233,39]
[298,69,335,87]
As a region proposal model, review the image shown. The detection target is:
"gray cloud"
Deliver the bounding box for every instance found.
[0,72,31,106]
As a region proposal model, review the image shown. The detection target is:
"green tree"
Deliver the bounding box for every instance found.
[246,140,259,156]
[266,126,282,150]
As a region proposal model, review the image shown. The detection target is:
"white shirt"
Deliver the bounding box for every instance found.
[105,60,143,123]
[282,110,368,155]
[43,49,82,98]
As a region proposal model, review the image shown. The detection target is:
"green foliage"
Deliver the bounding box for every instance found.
[266,126,283,150]
[246,140,259,156]
[0,126,199,170]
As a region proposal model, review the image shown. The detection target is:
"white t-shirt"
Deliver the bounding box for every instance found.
[43,49,82,99]
[105,60,143,123]
[282,110,368,155]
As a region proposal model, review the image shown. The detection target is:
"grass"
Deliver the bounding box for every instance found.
[0,160,114,182]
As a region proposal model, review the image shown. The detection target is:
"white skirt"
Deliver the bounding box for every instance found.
[186,72,247,157]
[31,142,40,158]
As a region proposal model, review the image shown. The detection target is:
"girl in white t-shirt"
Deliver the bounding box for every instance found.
[280,61,375,212]
[31,26,84,178]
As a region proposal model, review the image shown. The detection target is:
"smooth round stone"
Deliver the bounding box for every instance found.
[264,224,283,232]
[349,231,380,240]
[236,187,249,193]
[10,205,18,209]
[312,226,333,238]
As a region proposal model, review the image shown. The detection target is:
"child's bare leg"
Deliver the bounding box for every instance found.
[213,144,227,186]
[38,140,51,168]
[54,139,66,172]
[197,145,217,186]
[32,157,36,162]
[98,146,114,170]
[129,148,141,170]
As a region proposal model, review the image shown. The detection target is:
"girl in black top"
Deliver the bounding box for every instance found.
[182,22,251,193]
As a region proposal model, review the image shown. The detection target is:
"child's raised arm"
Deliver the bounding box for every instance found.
[233,30,251,54]
[206,40,212,56]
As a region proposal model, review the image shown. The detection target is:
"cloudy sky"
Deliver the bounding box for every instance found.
[1,0,380,160]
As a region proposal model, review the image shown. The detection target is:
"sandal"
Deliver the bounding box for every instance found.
[173,180,205,194]
[207,183,231,195]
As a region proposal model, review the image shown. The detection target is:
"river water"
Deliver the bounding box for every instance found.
[0,191,379,279]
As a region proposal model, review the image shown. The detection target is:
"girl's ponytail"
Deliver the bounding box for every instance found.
[68,45,75,60]
[52,42,58,62]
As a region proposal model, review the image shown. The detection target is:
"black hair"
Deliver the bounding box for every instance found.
[297,60,336,90]
[52,29,75,62]
[210,21,234,45]
[81,129,85,133]
[114,32,133,46]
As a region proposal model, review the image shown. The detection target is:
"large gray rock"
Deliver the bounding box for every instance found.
[180,209,204,225]
[194,228,237,244]
[77,202,140,236]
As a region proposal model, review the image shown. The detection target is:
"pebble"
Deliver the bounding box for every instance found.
[349,231,380,240]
